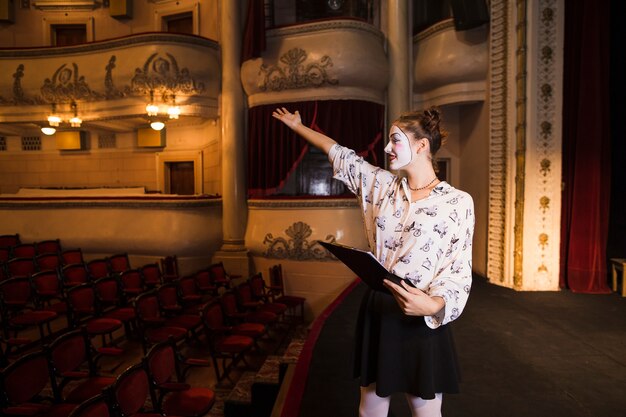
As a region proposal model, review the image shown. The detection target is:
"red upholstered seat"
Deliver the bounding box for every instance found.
[108,253,131,274]
[216,334,254,353]
[145,339,215,416]
[202,301,255,383]
[87,259,110,280]
[35,239,62,255]
[0,350,78,417]
[61,264,89,287]
[66,284,124,347]
[66,394,112,417]
[11,310,57,325]
[135,291,188,353]
[65,377,115,403]
[86,318,122,335]
[146,326,188,342]
[60,249,84,266]
[0,233,20,247]
[0,277,58,341]
[162,387,215,416]
[112,363,182,417]
[140,263,163,288]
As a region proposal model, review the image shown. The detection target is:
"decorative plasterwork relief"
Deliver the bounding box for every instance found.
[258,48,338,92]
[263,221,337,261]
[41,62,104,103]
[523,0,562,290]
[0,53,204,105]
[487,0,509,283]
[130,53,205,97]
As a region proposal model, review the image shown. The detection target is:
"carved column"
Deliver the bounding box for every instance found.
[213,0,251,278]
[387,0,411,122]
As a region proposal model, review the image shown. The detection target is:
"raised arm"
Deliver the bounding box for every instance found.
[272,107,337,155]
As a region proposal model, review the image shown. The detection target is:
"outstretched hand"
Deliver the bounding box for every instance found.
[383,279,445,317]
[272,107,302,130]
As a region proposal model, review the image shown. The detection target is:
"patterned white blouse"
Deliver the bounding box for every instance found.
[329,144,475,329]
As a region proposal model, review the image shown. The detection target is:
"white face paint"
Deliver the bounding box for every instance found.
[384,125,413,170]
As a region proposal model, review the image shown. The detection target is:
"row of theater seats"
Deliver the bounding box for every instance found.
[0,233,308,415]
[0,327,216,417]
[1,264,305,416]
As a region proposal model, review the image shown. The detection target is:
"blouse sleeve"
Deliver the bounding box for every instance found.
[328,144,394,199]
[424,194,475,329]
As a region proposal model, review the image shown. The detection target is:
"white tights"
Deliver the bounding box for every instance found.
[359,383,442,417]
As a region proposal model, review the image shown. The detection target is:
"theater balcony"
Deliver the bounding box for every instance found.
[0,32,219,135]
[412,18,488,108]
[241,18,389,106]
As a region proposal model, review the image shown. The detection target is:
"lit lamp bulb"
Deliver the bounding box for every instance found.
[47,115,61,127]
[69,116,82,127]
[146,103,159,117]
[167,105,181,119]
[41,126,56,135]
[150,121,165,131]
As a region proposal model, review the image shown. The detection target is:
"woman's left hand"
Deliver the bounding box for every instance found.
[383,279,445,316]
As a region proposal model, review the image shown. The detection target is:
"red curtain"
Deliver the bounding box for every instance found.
[560,0,611,293]
[248,100,385,198]
[241,0,266,62]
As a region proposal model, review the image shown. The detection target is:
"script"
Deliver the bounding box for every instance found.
[318,241,416,293]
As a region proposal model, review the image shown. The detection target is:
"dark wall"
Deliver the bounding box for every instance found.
[607,0,626,261]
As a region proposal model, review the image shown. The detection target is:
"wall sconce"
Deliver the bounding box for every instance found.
[69,102,82,128]
[43,102,82,133]
[47,104,61,127]
[146,91,159,117]
[150,120,165,131]
[167,95,180,119]
[41,126,56,135]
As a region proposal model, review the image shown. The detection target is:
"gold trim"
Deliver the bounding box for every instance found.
[513,0,527,289]
[413,19,456,43]
[487,0,509,283]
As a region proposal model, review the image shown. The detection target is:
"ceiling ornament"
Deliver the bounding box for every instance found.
[258,48,338,92]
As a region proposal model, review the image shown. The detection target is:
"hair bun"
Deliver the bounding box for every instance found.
[423,107,441,133]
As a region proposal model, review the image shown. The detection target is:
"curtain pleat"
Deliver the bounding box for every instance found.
[248,100,385,198]
[560,0,611,293]
[241,0,266,62]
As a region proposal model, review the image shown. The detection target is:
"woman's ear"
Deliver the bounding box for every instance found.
[416,138,429,153]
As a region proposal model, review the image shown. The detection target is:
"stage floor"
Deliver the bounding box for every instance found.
[297,275,626,417]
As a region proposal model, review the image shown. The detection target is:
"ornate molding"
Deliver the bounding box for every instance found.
[130,52,205,97]
[0,33,219,58]
[262,221,337,261]
[259,48,338,92]
[40,62,104,103]
[487,0,509,283]
[513,0,528,289]
[266,19,384,41]
[248,198,359,209]
[0,52,205,106]
[413,18,456,43]
[0,197,222,209]
[32,1,98,11]
[533,0,560,278]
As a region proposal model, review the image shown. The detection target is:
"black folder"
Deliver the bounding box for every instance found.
[318,241,416,293]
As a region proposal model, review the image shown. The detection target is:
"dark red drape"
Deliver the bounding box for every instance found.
[248,100,385,198]
[559,0,611,293]
[241,0,266,62]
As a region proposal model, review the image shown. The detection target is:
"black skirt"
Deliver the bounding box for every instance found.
[353,287,461,399]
